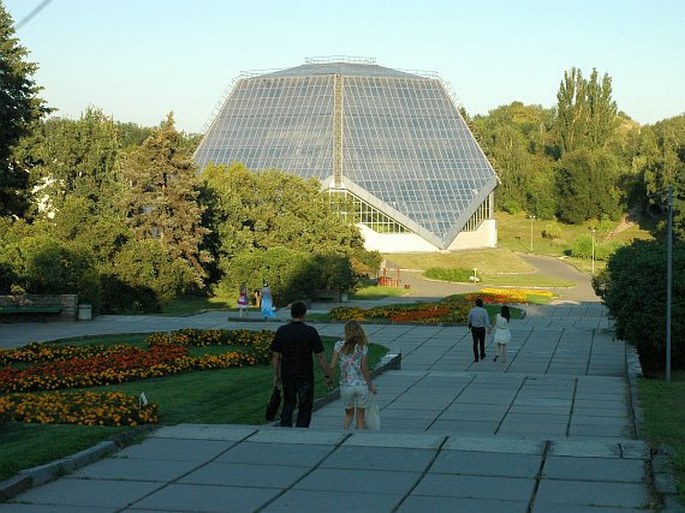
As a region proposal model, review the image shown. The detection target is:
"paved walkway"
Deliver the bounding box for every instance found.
[0,264,675,512]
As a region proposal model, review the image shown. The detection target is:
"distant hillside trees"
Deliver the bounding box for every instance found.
[474,67,634,225]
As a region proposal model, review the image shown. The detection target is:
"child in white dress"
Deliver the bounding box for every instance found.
[489,305,511,364]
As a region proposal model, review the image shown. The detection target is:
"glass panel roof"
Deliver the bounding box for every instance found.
[194,61,497,248]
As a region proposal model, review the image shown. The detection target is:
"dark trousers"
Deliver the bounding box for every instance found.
[280,377,314,428]
[471,327,486,359]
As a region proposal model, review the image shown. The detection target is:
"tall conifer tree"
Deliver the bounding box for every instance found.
[120,113,210,286]
[0,2,48,217]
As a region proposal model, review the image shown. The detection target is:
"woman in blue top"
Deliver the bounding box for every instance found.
[330,320,377,430]
[260,283,275,321]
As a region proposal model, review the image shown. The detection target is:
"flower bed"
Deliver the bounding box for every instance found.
[0,328,273,426]
[465,288,554,304]
[330,297,472,325]
[329,290,552,325]
[0,391,157,426]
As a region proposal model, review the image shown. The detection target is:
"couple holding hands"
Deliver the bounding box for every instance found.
[270,301,377,430]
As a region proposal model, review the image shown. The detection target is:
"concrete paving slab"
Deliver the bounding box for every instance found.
[125,483,278,513]
[71,457,199,482]
[619,441,651,459]
[534,479,650,509]
[246,429,346,445]
[543,455,645,482]
[430,451,541,478]
[342,432,445,449]
[294,468,421,495]
[497,421,568,437]
[151,424,257,441]
[412,474,535,502]
[178,461,309,488]
[113,437,237,462]
[549,439,622,458]
[320,446,436,472]
[428,419,499,434]
[569,423,633,438]
[532,505,649,513]
[5,478,160,509]
[0,506,112,513]
[397,496,529,513]
[260,489,403,513]
[215,442,334,467]
[443,436,544,455]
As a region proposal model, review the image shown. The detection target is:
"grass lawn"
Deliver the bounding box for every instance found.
[386,247,574,288]
[638,370,685,504]
[494,211,654,257]
[350,285,408,300]
[161,294,235,316]
[0,334,387,481]
[385,247,535,274]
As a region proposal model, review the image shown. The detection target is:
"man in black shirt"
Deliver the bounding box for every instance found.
[271,301,332,427]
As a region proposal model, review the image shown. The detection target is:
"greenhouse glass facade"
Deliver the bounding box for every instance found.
[194,57,498,251]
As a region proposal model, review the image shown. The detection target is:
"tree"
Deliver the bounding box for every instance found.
[201,162,376,299]
[0,3,49,217]
[202,163,366,257]
[120,113,211,287]
[556,148,621,223]
[0,224,101,305]
[554,68,621,223]
[472,102,556,217]
[29,107,121,214]
[594,239,685,374]
[555,67,618,154]
[101,239,193,312]
[636,115,685,237]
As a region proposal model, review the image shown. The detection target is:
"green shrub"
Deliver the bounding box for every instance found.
[541,222,562,240]
[220,247,359,306]
[569,235,618,261]
[5,237,102,307]
[101,240,193,313]
[424,267,474,282]
[594,239,685,375]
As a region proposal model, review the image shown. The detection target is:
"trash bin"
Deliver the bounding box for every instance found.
[78,304,92,321]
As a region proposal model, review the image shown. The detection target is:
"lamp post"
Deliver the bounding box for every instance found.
[591,228,596,274]
[666,185,673,383]
[529,215,536,252]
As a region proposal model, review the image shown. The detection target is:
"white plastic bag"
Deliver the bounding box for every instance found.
[365,393,380,430]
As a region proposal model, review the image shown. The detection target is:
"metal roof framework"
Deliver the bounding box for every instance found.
[194,59,498,249]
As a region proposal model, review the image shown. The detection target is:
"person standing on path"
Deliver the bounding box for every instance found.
[261,282,275,322]
[271,301,332,427]
[237,283,249,318]
[467,297,490,362]
[489,304,511,365]
[330,320,377,430]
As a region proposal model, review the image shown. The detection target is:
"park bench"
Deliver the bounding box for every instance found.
[0,305,63,316]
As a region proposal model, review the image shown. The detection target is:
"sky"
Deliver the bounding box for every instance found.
[4,0,684,134]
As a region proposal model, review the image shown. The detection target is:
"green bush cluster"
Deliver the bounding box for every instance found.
[594,239,685,374]
[423,267,474,282]
[569,235,618,261]
[0,223,192,313]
